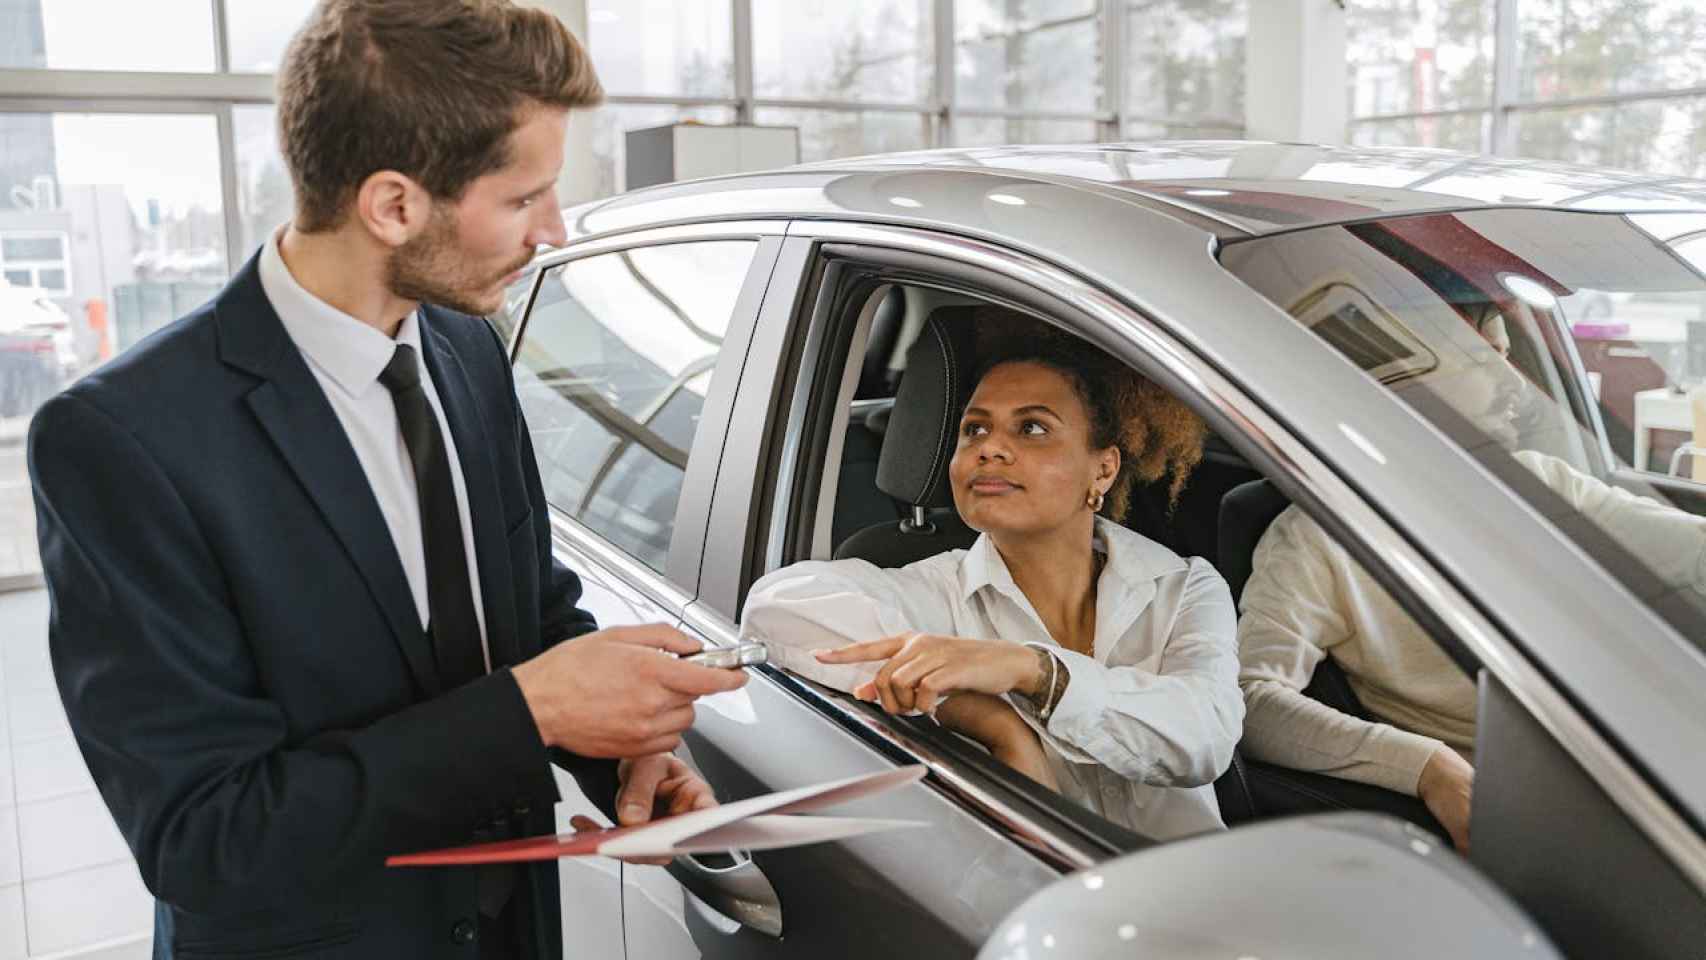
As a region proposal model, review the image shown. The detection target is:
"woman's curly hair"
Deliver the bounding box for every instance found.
[969,306,1206,523]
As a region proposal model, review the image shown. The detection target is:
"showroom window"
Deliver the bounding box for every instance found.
[513,240,758,574]
[582,1,1253,187]
[1349,0,1706,179]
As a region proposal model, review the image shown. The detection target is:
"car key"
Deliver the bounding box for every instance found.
[680,641,768,669]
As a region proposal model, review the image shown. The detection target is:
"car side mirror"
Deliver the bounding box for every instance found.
[980,812,1559,960]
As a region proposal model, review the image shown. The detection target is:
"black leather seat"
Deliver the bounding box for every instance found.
[1217,478,1448,840]
[834,308,981,566]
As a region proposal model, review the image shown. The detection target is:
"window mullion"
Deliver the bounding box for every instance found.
[211,0,232,74]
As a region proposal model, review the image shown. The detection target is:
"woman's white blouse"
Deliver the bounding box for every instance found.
[739,517,1243,841]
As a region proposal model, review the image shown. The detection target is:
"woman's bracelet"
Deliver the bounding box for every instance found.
[1022,645,1069,721]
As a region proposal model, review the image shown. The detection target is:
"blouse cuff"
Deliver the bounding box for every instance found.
[1024,644,1105,765]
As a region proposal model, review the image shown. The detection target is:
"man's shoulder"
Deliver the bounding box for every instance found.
[59,301,227,422]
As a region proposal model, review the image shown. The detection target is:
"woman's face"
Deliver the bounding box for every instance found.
[949,361,1118,539]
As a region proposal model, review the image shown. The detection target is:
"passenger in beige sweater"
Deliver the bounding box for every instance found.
[1238,450,1706,853]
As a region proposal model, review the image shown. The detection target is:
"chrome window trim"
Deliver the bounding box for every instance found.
[535,220,789,274]
[771,220,1706,895]
[548,509,694,615]
[680,601,1103,873]
[511,221,787,358]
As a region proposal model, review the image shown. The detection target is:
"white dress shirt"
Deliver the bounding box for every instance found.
[259,230,490,670]
[740,517,1243,840]
[1238,449,1706,796]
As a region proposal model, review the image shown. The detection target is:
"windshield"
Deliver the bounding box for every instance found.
[1219,207,1706,649]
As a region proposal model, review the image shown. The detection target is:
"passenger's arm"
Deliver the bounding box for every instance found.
[936,693,1057,789]
[1028,559,1243,788]
[739,558,955,695]
[1515,449,1706,597]
[1236,509,1443,796]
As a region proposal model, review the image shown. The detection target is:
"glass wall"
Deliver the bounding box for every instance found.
[0,5,312,957]
[588,0,1253,189]
[1350,0,1706,177]
[1125,0,1247,133]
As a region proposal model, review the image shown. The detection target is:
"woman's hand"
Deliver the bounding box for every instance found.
[814,632,1045,714]
[1417,746,1474,853]
[937,693,1058,790]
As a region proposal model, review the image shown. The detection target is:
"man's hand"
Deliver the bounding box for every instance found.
[512,624,747,757]
[814,633,1042,715]
[568,753,717,866]
[1417,745,1474,853]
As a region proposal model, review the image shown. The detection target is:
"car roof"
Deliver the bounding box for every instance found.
[563,141,1706,244]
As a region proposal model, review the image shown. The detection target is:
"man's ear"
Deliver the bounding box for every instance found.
[354,170,432,248]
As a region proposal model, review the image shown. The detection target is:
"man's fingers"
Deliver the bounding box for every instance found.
[616,755,671,826]
[649,704,696,740]
[814,635,907,664]
[633,735,683,756]
[659,774,714,816]
[610,625,702,656]
[568,814,601,833]
[653,658,751,697]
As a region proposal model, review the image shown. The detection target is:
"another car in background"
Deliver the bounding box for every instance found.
[0,284,73,418]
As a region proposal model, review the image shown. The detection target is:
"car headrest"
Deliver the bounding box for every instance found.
[1217,478,1293,603]
[874,307,978,508]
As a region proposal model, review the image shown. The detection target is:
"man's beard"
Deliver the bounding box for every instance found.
[386,204,532,317]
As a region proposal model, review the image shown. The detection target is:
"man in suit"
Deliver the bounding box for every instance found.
[26,2,744,957]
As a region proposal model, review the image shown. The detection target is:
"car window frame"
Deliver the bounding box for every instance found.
[697,218,1706,897]
[510,221,787,605]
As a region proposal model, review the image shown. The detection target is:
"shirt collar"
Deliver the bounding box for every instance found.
[258,227,422,398]
[959,515,1187,604]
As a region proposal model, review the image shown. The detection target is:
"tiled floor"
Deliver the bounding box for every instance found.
[1,589,153,959]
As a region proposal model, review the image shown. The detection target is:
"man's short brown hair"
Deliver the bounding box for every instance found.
[277,0,603,232]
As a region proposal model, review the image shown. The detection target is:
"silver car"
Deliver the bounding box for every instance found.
[492,142,1706,959]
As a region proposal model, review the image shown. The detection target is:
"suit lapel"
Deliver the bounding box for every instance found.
[419,310,522,670]
[216,257,442,696]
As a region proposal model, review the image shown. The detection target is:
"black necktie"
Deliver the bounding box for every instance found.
[381,344,516,922]
[379,344,486,688]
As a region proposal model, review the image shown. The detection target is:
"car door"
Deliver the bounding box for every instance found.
[618,234,1109,960]
[505,223,784,958]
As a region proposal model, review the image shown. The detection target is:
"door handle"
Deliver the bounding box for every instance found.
[668,849,783,938]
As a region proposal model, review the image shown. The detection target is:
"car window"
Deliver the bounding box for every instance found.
[1219,208,1706,650]
[513,240,758,573]
[1576,213,1706,480]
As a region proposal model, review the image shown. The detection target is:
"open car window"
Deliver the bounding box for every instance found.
[1219,208,1706,651]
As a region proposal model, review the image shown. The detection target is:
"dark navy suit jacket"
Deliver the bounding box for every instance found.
[28,255,615,959]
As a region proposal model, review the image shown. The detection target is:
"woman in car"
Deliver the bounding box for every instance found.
[739,311,1243,840]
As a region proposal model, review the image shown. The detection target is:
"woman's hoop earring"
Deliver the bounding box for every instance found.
[1087,488,1105,512]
